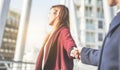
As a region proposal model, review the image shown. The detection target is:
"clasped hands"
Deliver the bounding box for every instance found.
[70,47,82,60]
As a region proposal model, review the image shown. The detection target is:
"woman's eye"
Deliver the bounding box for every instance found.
[53,10,57,14]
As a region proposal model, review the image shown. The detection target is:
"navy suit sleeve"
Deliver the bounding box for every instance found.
[81,47,100,66]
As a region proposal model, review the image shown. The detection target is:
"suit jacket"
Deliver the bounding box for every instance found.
[36,25,76,70]
[81,12,120,70]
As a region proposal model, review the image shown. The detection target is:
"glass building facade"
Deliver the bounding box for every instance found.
[0,10,20,60]
[75,0,106,49]
[74,0,106,70]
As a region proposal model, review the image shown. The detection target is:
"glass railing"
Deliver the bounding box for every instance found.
[0,60,35,70]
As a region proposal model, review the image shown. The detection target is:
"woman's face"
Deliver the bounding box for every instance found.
[48,7,60,26]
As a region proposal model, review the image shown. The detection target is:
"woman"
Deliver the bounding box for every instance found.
[36,5,79,70]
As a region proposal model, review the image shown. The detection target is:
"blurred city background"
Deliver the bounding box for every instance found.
[0,0,119,70]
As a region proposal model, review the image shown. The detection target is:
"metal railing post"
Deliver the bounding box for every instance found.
[13,0,32,70]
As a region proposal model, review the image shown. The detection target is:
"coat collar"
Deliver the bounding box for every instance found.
[108,12,120,33]
[44,25,67,67]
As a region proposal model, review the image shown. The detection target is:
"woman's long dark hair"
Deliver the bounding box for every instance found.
[51,5,70,29]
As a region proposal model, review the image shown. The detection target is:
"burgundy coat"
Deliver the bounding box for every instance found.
[36,25,76,70]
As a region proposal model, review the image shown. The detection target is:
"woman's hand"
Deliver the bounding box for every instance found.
[70,47,81,60]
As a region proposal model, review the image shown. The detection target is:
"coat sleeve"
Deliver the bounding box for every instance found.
[61,27,76,58]
[81,47,100,66]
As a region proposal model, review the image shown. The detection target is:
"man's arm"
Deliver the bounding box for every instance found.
[81,47,100,66]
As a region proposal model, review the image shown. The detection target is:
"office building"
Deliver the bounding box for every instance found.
[75,0,106,49]
[0,10,20,60]
[73,0,106,70]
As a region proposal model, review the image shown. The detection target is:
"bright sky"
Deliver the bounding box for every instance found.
[10,0,60,53]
